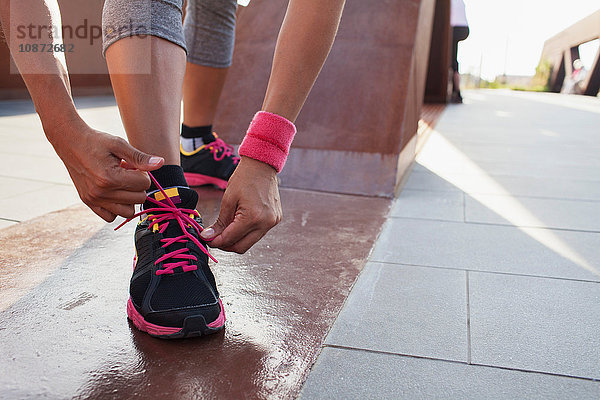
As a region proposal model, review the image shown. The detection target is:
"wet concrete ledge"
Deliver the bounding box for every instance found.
[0,187,390,399]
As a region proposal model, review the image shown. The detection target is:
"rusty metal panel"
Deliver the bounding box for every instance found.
[216,0,437,197]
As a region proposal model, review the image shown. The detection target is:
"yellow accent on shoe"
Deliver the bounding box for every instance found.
[180,142,207,156]
[153,187,180,201]
[180,132,223,156]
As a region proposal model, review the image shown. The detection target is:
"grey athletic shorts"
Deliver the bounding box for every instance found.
[102,0,237,68]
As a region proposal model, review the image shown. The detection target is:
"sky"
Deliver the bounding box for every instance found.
[459,1,600,80]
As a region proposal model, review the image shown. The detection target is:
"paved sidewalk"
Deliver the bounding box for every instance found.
[301,90,600,399]
[0,96,391,398]
[1,90,599,398]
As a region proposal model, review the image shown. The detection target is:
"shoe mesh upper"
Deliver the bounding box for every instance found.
[130,270,151,307]
[150,272,216,310]
[181,142,237,181]
[117,177,223,329]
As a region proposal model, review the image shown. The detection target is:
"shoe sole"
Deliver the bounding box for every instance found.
[184,173,228,190]
[127,297,226,339]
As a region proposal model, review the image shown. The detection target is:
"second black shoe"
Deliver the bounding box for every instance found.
[180,132,239,190]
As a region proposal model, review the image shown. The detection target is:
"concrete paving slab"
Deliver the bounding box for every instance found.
[0,152,71,185]
[403,168,463,193]
[466,144,600,170]
[419,148,600,181]
[0,134,59,158]
[407,166,600,201]
[0,188,390,399]
[0,97,125,138]
[77,108,127,137]
[442,91,600,146]
[436,93,600,150]
[300,347,600,400]
[0,176,51,198]
[0,113,44,133]
[469,271,600,379]
[325,263,468,361]
[417,125,600,182]
[371,218,600,282]
[0,183,79,221]
[441,125,600,148]
[466,194,600,232]
[0,219,17,229]
[391,189,464,222]
[488,176,600,202]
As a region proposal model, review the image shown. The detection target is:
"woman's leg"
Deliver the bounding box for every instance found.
[103,0,187,165]
[106,36,186,165]
[182,0,237,127]
[183,64,229,128]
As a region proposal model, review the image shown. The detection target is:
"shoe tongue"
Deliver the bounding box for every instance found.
[143,186,198,211]
[143,187,201,272]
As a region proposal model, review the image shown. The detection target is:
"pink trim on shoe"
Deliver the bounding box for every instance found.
[127,298,226,336]
[127,298,181,336]
[184,172,228,189]
[207,299,226,328]
[238,111,297,173]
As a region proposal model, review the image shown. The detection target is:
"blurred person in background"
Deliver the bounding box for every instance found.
[451,0,469,103]
[562,59,587,94]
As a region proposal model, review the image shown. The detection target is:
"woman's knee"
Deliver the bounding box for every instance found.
[102,0,186,56]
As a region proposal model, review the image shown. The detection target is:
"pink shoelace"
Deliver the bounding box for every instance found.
[115,173,217,276]
[208,137,240,165]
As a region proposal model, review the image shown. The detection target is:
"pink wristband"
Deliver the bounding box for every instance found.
[238,111,297,173]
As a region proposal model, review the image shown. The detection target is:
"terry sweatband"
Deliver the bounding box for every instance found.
[238,111,297,173]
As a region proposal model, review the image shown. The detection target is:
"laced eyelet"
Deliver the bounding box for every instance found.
[114,173,217,275]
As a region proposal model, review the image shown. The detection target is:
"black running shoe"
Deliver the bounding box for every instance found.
[180,132,239,189]
[116,175,225,339]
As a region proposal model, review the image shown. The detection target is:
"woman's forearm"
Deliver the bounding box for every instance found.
[262,0,346,122]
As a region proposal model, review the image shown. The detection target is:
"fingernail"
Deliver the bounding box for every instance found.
[201,227,215,238]
[149,157,163,166]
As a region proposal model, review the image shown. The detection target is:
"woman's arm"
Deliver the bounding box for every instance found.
[203,0,346,253]
[0,0,163,222]
[262,0,346,121]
